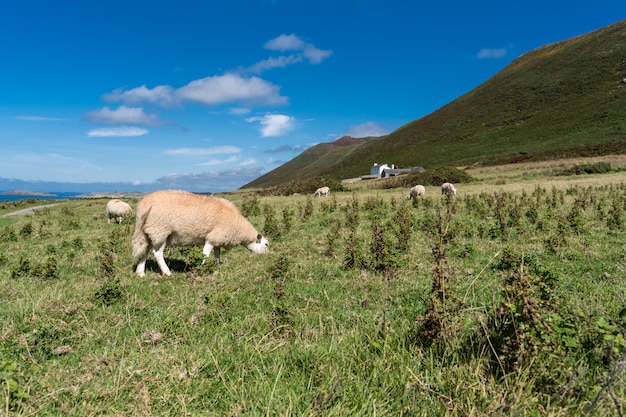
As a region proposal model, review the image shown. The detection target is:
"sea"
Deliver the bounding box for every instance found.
[0,192,83,203]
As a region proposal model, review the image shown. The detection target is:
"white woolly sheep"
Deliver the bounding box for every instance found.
[441,182,457,195]
[106,199,133,224]
[314,186,330,197]
[132,190,269,276]
[407,185,426,199]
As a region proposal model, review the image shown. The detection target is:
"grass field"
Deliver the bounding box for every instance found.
[1,158,626,416]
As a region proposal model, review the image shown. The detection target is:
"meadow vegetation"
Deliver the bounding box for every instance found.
[1,160,626,415]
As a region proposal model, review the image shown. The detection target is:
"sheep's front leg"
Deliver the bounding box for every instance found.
[135,254,148,277]
[153,242,171,276]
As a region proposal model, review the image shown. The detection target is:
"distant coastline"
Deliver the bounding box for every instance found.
[76,192,147,199]
[0,190,80,203]
[0,190,56,197]
[0,190,147,199]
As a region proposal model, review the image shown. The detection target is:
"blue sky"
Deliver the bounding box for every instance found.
[1,0,623,193]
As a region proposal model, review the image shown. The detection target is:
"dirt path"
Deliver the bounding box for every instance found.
[2,203,60,217]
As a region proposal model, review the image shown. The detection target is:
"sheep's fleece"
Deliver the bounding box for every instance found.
[132,190,269,276]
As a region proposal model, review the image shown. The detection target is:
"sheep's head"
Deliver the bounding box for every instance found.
[248,234,270,255]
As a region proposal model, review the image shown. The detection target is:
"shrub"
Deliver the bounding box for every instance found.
[19,222,34,238]
[556,162,613,176]
[94,278,123,306]
[383,166,475,188]
[262,175,345,196]
[241,194,261,217]
[0,226,17,242]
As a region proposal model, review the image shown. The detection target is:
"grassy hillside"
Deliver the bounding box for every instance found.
[2,167,626,415]
[244,19,626,189]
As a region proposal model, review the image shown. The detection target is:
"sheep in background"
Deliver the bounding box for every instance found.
[441,182,457,195]
[106,199,133,224]
[407,185,426,199]
[314,186,330,197]
[132,190,269,277]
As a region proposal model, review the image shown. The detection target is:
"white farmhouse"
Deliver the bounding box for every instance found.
[370,163,395,176]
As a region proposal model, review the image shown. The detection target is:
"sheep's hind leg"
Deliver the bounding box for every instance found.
[153,242,172,276]
[213,247,221,265]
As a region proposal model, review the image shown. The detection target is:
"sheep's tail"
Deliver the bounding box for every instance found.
[131,205,152,260]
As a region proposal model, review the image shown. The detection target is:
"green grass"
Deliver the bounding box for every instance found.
[2,171,626,415]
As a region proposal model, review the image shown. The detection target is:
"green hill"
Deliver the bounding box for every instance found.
[243,19,626,189]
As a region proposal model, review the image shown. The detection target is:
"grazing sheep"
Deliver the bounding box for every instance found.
[106,199,133,224]
[314,186,330,197]
[441,182,457,195]
[132,190,269,276]
[407,185,426,199]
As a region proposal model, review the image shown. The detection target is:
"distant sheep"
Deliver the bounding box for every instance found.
[314,186,330,197]
[132,190,269,276]
[441,182,457,195]
[106,199,133,224]
[407,185,426,199]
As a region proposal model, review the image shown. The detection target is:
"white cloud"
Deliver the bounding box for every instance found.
[165,146,241,156]
[177,73,287,106]
[264,33,332,64]
[87,126,149,137]
[85,106,162,126]
[104,75,289,112]
[344,122,388,138]
[477,48,507,59]
[103,85,177,107]
[108,74,288,108]
[246,114,295,137]
[265,34,307,51]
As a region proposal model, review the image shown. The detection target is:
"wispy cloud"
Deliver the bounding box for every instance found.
[164,146,241,156]
[103,85,177,108]
[264,144,307,154]
[246,114,295,137]
[238,158,257,166]
[87,126,149,137]
[228,107,251,115]
[246,55,303,74]
[242,34,332,75]
[14,116,63,122]
[264,34,333,64]
[155,167,265,192]
[198,155,240,166]
[344,122,389,138]
[477,48,507,59]
[85,105,163,126]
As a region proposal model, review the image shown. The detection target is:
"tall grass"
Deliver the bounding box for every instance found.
[1,179,626,415]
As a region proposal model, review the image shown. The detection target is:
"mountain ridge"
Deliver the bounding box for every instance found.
[243,19,626,189]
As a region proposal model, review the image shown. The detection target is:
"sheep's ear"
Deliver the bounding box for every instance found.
[256,233,262,243]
